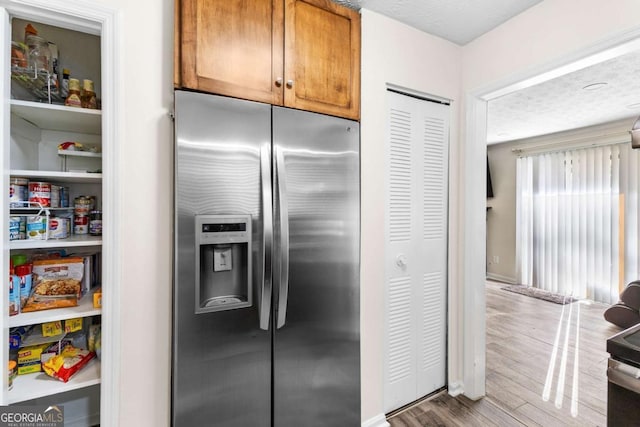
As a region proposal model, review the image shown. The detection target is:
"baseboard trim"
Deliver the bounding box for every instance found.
[448,381,463,396]
[362,413,390,427]
[486,273,516,284]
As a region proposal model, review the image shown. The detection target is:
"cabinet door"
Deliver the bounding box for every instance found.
[181,0,284,105]
[284,0,360,120]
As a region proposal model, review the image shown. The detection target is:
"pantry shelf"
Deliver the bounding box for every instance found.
[9,234,102,250]
[10,99,101,135]
[57,150,102,158]
[8,358,100,404]
[9,290,102,328]
[10,170,102,183]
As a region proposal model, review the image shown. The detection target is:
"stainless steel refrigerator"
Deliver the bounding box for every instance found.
[172,90,360,426]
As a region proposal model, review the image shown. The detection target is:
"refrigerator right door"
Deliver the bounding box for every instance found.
[272,107,361,426]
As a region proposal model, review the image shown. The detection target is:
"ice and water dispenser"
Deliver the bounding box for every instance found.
[195,215,252,314]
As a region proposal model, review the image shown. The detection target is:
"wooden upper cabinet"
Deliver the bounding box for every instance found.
[180,0,285,105]
[284,0,360,120]
[177,0,360,120]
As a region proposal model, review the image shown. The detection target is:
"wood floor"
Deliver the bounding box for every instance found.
[388,280,622,426]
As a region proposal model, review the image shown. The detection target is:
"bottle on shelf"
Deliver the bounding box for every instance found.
[81,80,97,109]
[61,68,70,98]
[64,78,82,108]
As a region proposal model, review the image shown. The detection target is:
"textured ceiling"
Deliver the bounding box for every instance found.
[487,49,640,144]
[333,0,640,144]
[333,0,542,45]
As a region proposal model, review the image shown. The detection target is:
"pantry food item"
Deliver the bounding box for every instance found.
[17,342,50,375]
[22,257,84,312]
[89,210,102,235]
[42,345,95,383]
[14,264,32,309]
[8,361,16,390]
[81,79,97,109]
[9,274,19,316]
[28,181,51,207]
[33,278,80,296]
[26,215,47,240]
[41,320,63,337]
[33,259,83,292]
[93,287,102,308]
[9,177,28,208]
[48,217,69,239]
[64,78,81,107]
[11,41,27,67]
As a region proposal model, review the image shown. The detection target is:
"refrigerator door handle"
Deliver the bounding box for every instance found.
[260,144,273,330]
[275,146,290,329]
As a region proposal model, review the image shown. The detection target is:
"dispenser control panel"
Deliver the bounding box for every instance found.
[194,214,252,314]
[198,218,250,244]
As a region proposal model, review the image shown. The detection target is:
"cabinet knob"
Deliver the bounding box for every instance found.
[275,78,283,87]
[286,80,294,88]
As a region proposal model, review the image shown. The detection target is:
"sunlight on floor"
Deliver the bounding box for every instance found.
[542,297,583,417]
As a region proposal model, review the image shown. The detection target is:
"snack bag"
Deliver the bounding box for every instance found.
[42,344,95,383]
[23,258,84,312]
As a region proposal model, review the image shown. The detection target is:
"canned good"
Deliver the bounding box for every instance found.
[50,185,60,208]
[28,181,51,207]
[9,217,21,241]
[60,187,69,208]
[11,254,27,267]
[26,216,47,240]
[14,264,32,309]
[48,217,69,239]
[8,361,16,390]
[89,210,102,236]
[9,178,28,208]
[74,196,92,215]
[74,215,88,235]
[9,277,19,316]
[10,216,26,240]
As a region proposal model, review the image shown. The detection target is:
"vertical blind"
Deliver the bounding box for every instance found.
[516,143,640,304]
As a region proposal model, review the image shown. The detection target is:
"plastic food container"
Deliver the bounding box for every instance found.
[8,360,16,390]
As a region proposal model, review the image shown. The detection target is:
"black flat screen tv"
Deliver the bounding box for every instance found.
[487,156,494,198]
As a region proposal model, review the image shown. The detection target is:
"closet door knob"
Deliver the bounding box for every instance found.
[396,254,408,268]
[275,78,283,87]
[286,80,294,88]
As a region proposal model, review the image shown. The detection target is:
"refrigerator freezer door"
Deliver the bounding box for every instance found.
[272,107,361,426]
[173,91,271,427]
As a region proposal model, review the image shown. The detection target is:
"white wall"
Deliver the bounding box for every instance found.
[486,142,517,283]
[360,9,461,422]
[94,0,174,425]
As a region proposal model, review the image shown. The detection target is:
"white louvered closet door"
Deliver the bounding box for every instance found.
[384,90,449,413]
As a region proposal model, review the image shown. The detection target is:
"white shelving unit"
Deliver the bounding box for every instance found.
[6,34,103,409]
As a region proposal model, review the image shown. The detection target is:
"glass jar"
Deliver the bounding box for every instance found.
[65,78,82,107]
[25,34,50,73]
[81,79,97,109]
